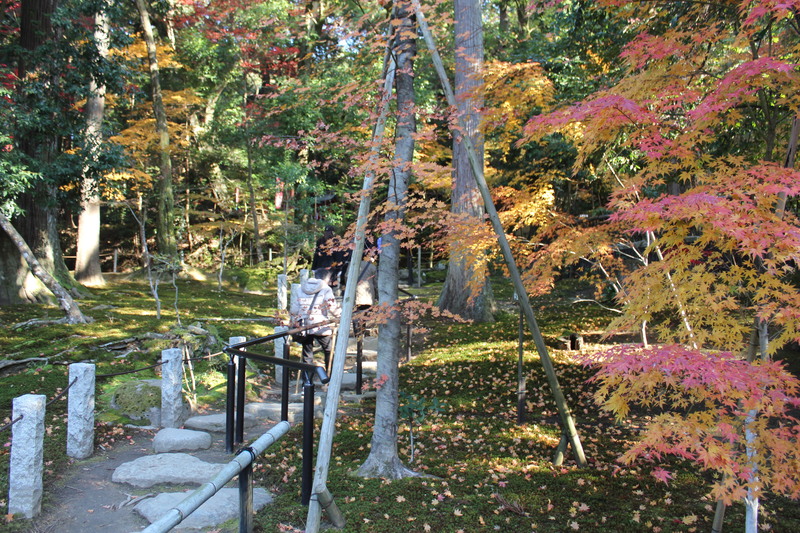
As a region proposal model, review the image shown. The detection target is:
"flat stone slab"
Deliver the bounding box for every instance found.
[245,401,322,423]
[183,413,258,433]
[111,453,225,488]
[343,361,377,376]
[346,337,377,358]
[341,390,377,403]
[339,372,360,390]
[153,428,212,453]
[135,487,272,530]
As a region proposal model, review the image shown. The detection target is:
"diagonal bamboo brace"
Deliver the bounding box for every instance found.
[411,0,586,467]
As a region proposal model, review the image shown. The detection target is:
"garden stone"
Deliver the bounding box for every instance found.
[244,400,324,423]
[184,412,258,433]
[109,379,163,426]
[152,428,212,453]
[135,487,272,530]
[111,453,224,488]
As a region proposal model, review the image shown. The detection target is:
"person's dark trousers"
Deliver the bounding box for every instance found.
[300,334,332,368]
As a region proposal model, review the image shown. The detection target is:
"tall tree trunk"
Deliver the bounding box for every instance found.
[0,213,90,323]
[2,0,77,303]
[438,0,495,322]
[498,0,509,34]
[135,0,177,258]
[243,86,264,264]
[246,147,264,264]
[75,8,110,287]
[357,0,418,480]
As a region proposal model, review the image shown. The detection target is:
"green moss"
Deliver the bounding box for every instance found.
[109,380,161,419]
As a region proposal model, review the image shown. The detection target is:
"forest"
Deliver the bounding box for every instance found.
[1,0,800,531]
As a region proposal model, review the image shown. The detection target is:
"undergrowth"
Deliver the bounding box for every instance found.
[0,275,798,532]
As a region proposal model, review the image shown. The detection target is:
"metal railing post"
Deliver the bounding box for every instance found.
[236,354,246,445]
[281,341,290,422]
[356,338,363,395]
[239,457,254,533]
[302,370,315,505]
[226,355,236,453]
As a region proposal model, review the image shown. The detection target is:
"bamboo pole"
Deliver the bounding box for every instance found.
[304,40,398,533]
[411,0,586,466]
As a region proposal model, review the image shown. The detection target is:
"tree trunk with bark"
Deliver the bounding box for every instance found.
[438,0,495,322]
[1,0,79,304]
[244,86,264,264]
[0,213,90,323]
[75,8,110,287]
[357,0,419,480]
[136,0,177,258]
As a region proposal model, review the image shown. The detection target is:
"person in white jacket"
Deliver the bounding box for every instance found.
[290,269,340,367]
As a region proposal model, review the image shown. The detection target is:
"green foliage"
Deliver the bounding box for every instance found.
[398,391,444,462]
[0,0,131,215]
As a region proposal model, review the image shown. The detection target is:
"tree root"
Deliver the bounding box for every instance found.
[354,455,435,480]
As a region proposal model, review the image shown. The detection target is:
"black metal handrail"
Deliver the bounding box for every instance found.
[224,333,333,506]
[222,292,417,502]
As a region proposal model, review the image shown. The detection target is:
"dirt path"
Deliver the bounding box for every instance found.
[29,427,243,533]
[31,429,157,533]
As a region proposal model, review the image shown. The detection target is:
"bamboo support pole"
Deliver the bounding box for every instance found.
[304,41,398,533]
[411,0,586,467]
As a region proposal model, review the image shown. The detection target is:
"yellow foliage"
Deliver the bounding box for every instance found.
[495,181,555,232]
[104,169,154,199]
[441,212,499,305]
[117,41,183,70]
[482,60,554,154]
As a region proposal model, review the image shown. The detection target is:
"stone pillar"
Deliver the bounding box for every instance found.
[9,394,45,518]
[290,283,301,314]
[229,335,247,389]
[274,326,289,383]
[277,274,288,311]
[67,363,95,460]
[160,348,184,428]
[300,268,309,284]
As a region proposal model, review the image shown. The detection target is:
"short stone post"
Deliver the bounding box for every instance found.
[67,363,95,460]
[9,394,45,518]
[277,274,288,310]
[274,326,289,383]
[229,335,247,385]
[160,348,184,428]
[300,268,309,284]
[290,283,301,314]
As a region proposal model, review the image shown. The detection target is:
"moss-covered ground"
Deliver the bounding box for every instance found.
[1,273,798,532]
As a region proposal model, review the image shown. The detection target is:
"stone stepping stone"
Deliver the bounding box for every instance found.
[348,360,377,374]
[341,390,377,403]
[135,487,272,531]
[245,400,323,423]
[339,372,361,390]
[153,428,212,453]
[111,453,224,488]
[183,413,258,433]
